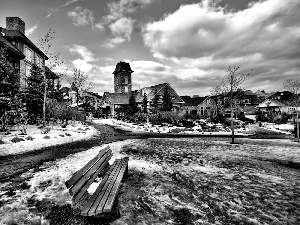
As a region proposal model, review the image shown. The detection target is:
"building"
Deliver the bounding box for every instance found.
[255,90,270,101]
[113,61,133,94]
[1,17,59,91]
[101,61,184,117]
[180,96,210,117]
[0,27,25,87]
[137,83,184,113]
[257,91,299,115]
[209,89,262,117]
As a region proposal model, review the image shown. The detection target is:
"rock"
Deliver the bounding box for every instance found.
[182,159,189,166]
[5,190,16,197]
[202,203,209,209]
[30,217,42,225]
[19,182,31,190]
[5,216,18,225]
[223,185,232,190]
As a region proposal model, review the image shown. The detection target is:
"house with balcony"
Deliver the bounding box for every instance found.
[257,91,299,115]
[0,28,25,89]
[1,17,59,92]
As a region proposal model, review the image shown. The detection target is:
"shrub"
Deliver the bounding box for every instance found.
[171,128,183,133]
[11,137,25,143]
[59,134,64,137]
[41,126,51,134]
[43,135,50,139]
[61,123,67,128]
[0,139,4,144]
[26,136,34,141]
[65,133,71,136]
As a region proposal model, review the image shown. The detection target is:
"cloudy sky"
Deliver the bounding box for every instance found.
[0,0,299,96]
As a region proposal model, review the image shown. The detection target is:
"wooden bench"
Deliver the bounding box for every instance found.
[65,146,129,216]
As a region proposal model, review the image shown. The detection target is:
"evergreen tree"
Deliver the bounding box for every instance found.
[0,46,25,131]
[152,89,159,112]
[0,46,19,96]
[142,93,148,113]
[56,79,61,91]
[128,93,138,115]
[162,86,173,111]
[26,64,44,121]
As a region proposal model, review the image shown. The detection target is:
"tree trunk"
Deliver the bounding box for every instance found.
[297,111,299,141]
[231,105,234,144]
[43,64,46,128]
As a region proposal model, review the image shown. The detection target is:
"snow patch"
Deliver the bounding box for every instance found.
[0,123,99,156]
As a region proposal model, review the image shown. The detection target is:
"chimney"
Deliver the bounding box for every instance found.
[6,17,25,34]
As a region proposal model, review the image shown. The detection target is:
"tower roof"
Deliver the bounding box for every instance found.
[113,61,134,74]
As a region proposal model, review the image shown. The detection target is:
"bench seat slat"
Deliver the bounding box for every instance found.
[80,160,122,216]
[95,159,126,214]
[72,156,111,204]
[65,146,110,188]
[102,157,129,213]
[69,151,112,196]
[88,160,124,216]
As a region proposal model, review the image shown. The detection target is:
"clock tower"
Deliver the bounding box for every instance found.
[113,61,134,94]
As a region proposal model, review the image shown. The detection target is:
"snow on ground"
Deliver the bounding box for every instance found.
[0,139,137,225]
[92,119,253,136]
[0,122,98,156]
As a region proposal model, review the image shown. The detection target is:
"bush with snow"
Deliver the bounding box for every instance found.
[11,137,25,143]
[25,136,34,141]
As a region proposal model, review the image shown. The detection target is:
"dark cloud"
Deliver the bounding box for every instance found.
[142,0,300,95]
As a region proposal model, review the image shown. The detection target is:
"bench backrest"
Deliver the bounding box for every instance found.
[65,146,112,204]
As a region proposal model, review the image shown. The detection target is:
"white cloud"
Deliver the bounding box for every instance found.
[101,36,127,48]
[98,0,159,48]
[103,0,158,24]
[129,60,171,72]
[142,0,300,93]
[109,17,134,40]
[102,17,134,48]
[95,23,105,31]
[25,22,40,36]
[68,44,98,73]
[68,6,95,29]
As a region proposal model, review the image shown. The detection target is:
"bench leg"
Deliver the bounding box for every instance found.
[122,164,129,181]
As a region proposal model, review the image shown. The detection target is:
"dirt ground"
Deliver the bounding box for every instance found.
[113,138,300,225]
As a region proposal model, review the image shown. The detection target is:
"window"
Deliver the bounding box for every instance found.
[36,55,41,67]
[25,63,31,77]
[25,47,33,62]
[124,76,128,84]
[200,107,204,116]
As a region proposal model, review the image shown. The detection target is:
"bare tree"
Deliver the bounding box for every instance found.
[214,66,252,144]
[210,85,224,120]
[70,68,93,107]
[38,29,66,128]
[284,79,300,141]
